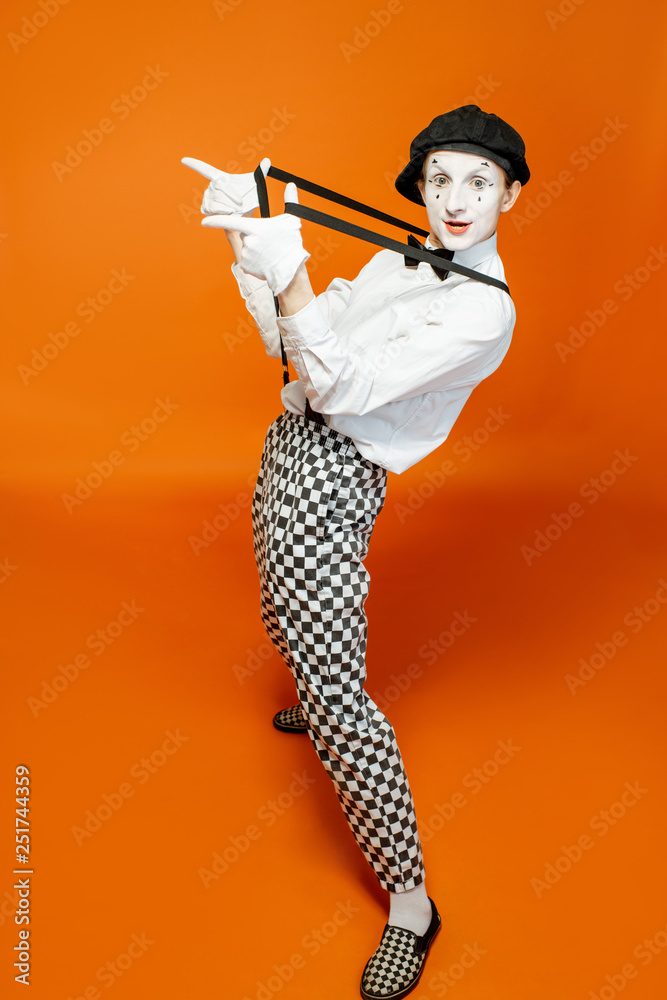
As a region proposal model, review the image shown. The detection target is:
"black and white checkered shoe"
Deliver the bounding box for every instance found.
[360,897,441,1000]
[272,704,308,733]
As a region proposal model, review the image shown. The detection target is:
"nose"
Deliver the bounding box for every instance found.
[442,182,468,215]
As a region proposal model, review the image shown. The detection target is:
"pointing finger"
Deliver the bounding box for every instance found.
[201,214,261,234]
[284,181,299,205]
[181,157,222,180]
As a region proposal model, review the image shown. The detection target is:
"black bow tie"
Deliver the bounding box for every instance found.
[404,233,455,280]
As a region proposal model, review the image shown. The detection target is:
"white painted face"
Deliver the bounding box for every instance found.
[416,149,521,251]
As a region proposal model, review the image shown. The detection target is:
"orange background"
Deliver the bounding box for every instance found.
[3,1,667,997]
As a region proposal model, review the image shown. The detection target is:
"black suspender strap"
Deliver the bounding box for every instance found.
[253,165,325,424]
[250,163,511,408]
[254,163,510,294]
[266,166,430,238]
[254,166,290,388]
[284,202,510,293]
[257,164,510,296]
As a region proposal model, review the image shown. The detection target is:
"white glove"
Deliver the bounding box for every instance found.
[180,156,271,215]
[201,183,310,296]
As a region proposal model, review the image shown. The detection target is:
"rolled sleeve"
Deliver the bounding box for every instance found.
[230,261,282,358]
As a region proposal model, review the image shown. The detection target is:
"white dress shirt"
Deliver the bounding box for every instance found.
[231,230,515,474]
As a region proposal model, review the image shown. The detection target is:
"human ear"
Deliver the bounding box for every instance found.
[499,179,522,213]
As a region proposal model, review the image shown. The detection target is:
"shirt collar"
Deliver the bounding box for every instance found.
[424,230,497,268]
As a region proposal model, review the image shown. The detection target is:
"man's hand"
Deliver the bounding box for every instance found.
[201,183,310,296]
[181,156,271,215]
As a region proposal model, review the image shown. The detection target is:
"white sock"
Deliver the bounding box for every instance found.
[387,881,432,935]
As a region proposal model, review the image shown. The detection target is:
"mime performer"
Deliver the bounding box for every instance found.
[182,104,529,1000]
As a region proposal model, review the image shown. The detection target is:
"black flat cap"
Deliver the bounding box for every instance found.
[396,104,530,205]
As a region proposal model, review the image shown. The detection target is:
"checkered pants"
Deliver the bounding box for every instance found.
[251,409,425,892]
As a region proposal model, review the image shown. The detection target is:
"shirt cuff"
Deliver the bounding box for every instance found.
[276,295,330,343]
[231,261,267,301]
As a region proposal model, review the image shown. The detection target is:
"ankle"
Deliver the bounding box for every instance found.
[387,883,432,934]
